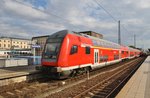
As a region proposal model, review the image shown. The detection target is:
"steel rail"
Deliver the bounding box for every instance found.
[73,57,144,98]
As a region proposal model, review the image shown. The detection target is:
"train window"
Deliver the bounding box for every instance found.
[70,45,78,54]
[47,38,63,43]
[100,56,104,62]
[100,55,108,62]
[43,41,61,60]
[104,55,108,61]
[85,46,90,54]
[114,55,119,60]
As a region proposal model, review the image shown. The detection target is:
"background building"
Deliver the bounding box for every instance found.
[32,35,49,56]
[0,37,31,50]
[0,37,32,58]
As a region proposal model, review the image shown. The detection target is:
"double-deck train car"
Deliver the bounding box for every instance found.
[37,30,141,79]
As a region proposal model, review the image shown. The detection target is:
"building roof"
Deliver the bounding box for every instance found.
[0,36,31,40]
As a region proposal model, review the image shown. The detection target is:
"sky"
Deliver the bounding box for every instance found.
[0,0,149,49]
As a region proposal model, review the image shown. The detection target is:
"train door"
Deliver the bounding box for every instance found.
[119,50,121,59]
[94,49,99,65]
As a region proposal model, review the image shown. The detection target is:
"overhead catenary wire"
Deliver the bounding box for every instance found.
[13,0,69,22]
[93,0,118,22]
[13,0,95,31]
[93,0,132,45]
[14,0,130,36]
[93,0,130,32]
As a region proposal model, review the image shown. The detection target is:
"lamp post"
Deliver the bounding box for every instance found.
[134,34,136,48]
[31,40,40,65]
[118,20,121,45]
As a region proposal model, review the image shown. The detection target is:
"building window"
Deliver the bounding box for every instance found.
[4,44,6,47]
[0,44,1,47]
[85,46,90,54]
[70,45,78,54]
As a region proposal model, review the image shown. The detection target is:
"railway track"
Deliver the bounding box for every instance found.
[47,57,146,98]
[73,57,146,98]
[0,57,146,98]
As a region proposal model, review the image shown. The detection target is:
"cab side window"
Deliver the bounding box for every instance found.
[70,45,78,54]
[85,46,90,54]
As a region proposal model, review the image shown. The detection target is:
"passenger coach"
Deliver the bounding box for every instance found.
[37,30,141,79]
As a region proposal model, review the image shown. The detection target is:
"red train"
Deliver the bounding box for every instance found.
[38,30,141,79]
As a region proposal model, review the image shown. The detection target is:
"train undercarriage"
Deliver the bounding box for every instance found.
[36,65,91,79]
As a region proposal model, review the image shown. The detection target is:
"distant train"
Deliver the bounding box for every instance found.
[36,30,141,79]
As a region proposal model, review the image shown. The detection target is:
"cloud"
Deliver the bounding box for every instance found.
[0,0,149,49]
[24,21,66,33]
[1,0,49,20]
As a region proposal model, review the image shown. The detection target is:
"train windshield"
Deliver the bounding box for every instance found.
[43,38,63,61]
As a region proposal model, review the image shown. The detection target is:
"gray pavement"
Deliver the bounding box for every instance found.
[116,56,150,98]
[0,65,39,79]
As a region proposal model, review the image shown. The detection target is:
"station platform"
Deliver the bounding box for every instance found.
[116,56,150,98]
[0,65,39,80]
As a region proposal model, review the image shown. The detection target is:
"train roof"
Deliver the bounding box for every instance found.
[47,30,71,38]
[128,47,141,52]
[49,30,121,49]
[48,30,141,51]
[79,33,121,49]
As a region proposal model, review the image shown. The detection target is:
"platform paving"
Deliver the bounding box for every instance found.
[116,56,150,98]
[0,65,39,79]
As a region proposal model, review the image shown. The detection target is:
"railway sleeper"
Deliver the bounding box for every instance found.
[92,94,106,98]
[6,92,15,96]
[92,90,100,93]
[29,86,37,89]
[96,91,108,95]
[99,89,112,93]
[95,88,103,91]
[84,97,91,98]
[22,87,30,91]
[104,87,113,90]
[88,92,95,96]
[88,91,99,95]
[15,89,22,93]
